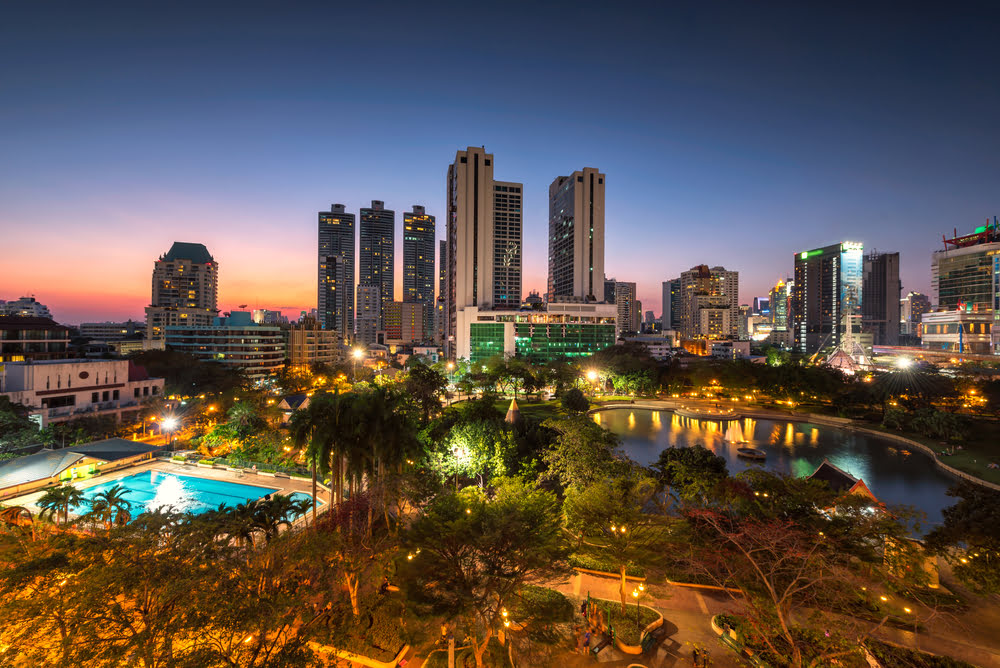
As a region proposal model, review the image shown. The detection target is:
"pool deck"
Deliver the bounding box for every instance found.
[6,459,329,520]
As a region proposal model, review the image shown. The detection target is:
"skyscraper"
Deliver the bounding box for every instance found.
[436,239,447,345]
[359,200,395,331]
[792,242,863,354]
[900,291,931,324]
[614,281,638,338]
[678,265,740,340]
[145,242,219,347]
[446,146,522,357]
[403,205,435,342]
[862,251,901,346]
[355,285,380,346]
[318,204,355,342]
[770,279,790,330]
[547,168,606,302]
[661,279,681,331]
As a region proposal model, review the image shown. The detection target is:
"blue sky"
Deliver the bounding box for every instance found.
[1,1,998,323]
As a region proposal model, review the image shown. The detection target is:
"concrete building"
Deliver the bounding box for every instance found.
[661,279,682,331]
[403,205,436,342]
[0,316,72,363]
[144,242,219,347]
[251,310,287,326]
[613,281,638,338]
[0,297,53,319]
[456,301,616,364]
[446,147,523,357]
[285,318,344,370]
[901,292,932,325]
[359,200,395,331]
[624,332,680,360]
[165,312,285,382]
[79,320,145,341]
[384,301,425,345]
[792,242,864,354]
[0,359,163,427]
[318,204,355,342]
[436,239,448,345]
[769,279,790,331]
[355,285,381,346]
[921,310,993,355]
[862,251,901,346]
[547,168,606,302]
[678,265,740,340]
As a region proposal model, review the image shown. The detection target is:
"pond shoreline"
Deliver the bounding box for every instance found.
[592,400,1000,493]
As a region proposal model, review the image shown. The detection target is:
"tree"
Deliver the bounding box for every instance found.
[37,484,86,526]
[402,477,568,667]
[403,363,448,423]
[652,444,728,502]
[564,472,660,613]
[926,482,1000,594]
[88,484,132,529]
[540,415,630,490]
[560,388,590,414]
[0,397,42,452]
[430,420,517,488]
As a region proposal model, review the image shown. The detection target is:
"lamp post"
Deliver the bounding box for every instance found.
[446,361,455,404]
[161,416,179,450]
[631,583,645,629]
[352,347,364,381]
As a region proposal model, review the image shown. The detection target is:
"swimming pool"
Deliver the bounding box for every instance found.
[75,470,317,518]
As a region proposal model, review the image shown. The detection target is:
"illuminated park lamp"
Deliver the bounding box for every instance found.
[352,348,364,360]
[161,417,179,431]
[895,357,913,369]
[586,370,598,381]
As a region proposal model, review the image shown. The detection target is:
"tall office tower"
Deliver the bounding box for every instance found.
[318,204,355,342]
[752,296,771,319]
[770,279,790,330]
[900,292,931,324]
[355,285,381,346]
[493,181,523,308]
[678,265,740,340]
[862,251,901,346]
[614,281,638,338]
[145,242,219,347]
[403,205,436,342]
[792,242,863,354]
[931,220,1000,312]
[661,279,682,331]
[446,147,522,356]
[359,200,395,331]
[547,168,606,301]
[634,300,643,332]
[436,240,447,345]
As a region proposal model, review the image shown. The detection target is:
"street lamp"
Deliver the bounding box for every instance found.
[161,416,179,450]
[631,583,645,628]
[352,348,364,381]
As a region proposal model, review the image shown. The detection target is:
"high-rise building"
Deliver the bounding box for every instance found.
[0,297,53,319]
[359,200,395,332]
[661,279,682,331]
[931,221,1000,313]
[678,265,740,340]
[145,242,219,347]
[436,239,447,345]
[384,301,425,345]
[355,285,381,346]
[900,292,931,325]
[613,281,638,338]
[318,204,355,342]
[769,279,790,330]
[752,297,771,320]
[862,251,901,346]
[604,278,617,304]
[403,205,435,342]
[792,242,863,354]
[446,147,522,357]
[165,311,284,382]
[547,168,606,302]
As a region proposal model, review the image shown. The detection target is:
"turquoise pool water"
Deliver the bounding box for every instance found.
[75,470,317,518]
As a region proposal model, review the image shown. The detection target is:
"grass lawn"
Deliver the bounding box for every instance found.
[492,398,566,420]
[587,597,661,645]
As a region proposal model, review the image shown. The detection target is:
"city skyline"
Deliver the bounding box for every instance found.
[3,3,999,324]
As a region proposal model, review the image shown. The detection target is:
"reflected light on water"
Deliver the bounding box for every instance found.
[811,428,819,445]
[628,412,636,428]
[785,423,795,447]
[744,418,756,441]
[150,474,194,513]
[651,411,661,431]
[593,412,601,425]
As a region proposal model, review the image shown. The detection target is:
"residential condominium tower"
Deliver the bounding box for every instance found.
[359,200,395,332]
[145,242,219,347]
[318,204,355,343]
[403,205,436,342]
[862,251,901,346]
[661,279,681,331]
[792,242,863,354]
[446,147,523,357]
[678,265,740,340]
[547,168,606,302]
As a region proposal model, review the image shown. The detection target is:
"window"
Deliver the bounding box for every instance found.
[92,392,99,403]
[102,391,109,402]
[598,178,603,184]
[134,388,140,398]
[460,157,467,163]
[143,386,149,396]
[113,390,119,400]
[484,159,491,166]
[152,386,158,395]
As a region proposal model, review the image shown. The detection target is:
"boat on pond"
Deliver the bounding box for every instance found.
[736,447,766,461]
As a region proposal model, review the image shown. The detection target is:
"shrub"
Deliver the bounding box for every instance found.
[197,459,215,466]
[560,388,590,413]
[568,552,645,577]
[510,585,573,623]
[171,455,186,462]
[866,639,976,667]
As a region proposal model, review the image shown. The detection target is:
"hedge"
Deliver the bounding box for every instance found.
[509,585,573,624]
[569,552,645,577]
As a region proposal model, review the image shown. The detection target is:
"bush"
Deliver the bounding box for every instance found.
[171,455,186,462]
[560,388,590,413]
[510,585,573,623]
[197,459,215,466]
[338,604,405,662]
[568,552,645,577]
[866,639,976,667]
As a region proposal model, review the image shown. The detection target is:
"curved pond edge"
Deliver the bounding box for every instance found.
[591,402,1000,493]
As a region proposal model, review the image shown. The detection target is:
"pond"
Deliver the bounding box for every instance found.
[593,408,959,525]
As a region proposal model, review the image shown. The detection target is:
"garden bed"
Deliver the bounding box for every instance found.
[586,597,661,646]
[569,552,645,578]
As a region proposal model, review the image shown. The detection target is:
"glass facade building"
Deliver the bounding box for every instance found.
[359,200,395,331]
[318,204,355,342]
[792,241,863,354]
[403,205,436,342]
[513,322,616,363]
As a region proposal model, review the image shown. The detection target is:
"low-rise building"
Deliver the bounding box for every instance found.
[285,319,343,369]
[0,359,164,427]
[0,316,72,362]
[0,297,53,319]
[920,310,993,355]
[624,332,680,360]
[79,320,146,341]
[165,311,284,382]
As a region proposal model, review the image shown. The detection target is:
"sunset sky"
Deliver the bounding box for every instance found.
[2,2,998,325]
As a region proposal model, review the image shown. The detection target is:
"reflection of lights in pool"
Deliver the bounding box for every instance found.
[785,423,795,446]
[744,418,756,441]
[811,428,819,445]
[150,474,194,513]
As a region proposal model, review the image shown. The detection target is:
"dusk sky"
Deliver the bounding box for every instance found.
[2,2,998,325]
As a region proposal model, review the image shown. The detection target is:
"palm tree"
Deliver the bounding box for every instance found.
[37,484,85,527]
[89,484,132,530]
[251,496,301,543]
[291,391,359,517]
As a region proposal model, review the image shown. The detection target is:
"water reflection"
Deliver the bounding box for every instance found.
[596,408,958,524]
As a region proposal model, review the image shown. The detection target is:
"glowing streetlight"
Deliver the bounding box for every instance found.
[895,357,912,369]
[352,348,364,381]
[586,370,598,382]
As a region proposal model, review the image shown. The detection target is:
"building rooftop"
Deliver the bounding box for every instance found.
[160,242,215,264]
[0,316,69,331]
[0,439,162,490]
